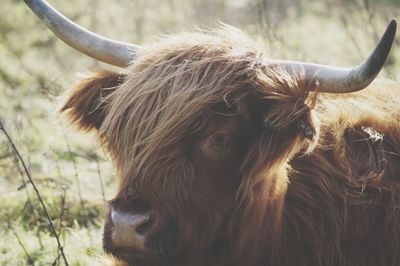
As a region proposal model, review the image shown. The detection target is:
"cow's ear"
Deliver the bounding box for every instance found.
[60,70,124,132]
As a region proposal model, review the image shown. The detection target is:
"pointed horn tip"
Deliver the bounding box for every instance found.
[388,18,397,34]
[390,18,397,27]
[384,19,397,41]
[380,19,397,46]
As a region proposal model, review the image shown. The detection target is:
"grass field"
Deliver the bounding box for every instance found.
[1,0,400,265]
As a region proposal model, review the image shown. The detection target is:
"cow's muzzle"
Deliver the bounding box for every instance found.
[109,208,155,250]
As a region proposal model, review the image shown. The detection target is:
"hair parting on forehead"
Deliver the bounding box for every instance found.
[100,26,314,194]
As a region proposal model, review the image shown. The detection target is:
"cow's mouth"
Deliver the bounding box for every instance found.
[103,223,161,265]
[105,246,152,264]
[103,229,178,266]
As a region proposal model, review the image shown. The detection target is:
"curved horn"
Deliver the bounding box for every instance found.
[269,19,397,93]
[24,0,139,67]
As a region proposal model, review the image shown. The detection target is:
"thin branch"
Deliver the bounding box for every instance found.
[338,14,364,60]
[60,123,84,205]
[7,220,34,265]
[12,153,44,250]
[51,252,62,266]
[52,148,68,240]
[95,156,106,203]
[0,120,69,266]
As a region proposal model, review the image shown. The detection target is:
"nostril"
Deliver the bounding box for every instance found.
[111,208,150,228]
[136,214,155,235]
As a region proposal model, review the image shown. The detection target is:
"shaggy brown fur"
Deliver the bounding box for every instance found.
[61,27,400,266]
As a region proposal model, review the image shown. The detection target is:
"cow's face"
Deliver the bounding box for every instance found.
[61,41,319,265]
[103,101,258,265]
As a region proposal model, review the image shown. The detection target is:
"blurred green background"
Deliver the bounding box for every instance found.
[1,0,399,265]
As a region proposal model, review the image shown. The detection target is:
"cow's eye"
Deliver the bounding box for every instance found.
[213,133,225,145]
[211,133,230,150]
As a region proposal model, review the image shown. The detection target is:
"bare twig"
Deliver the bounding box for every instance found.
[60,125,84,205]
[338,14,364,60]
[55,158,68,247]
[12,153,44,250]
[95,156,106,203]
[7,220,34,265]
[0,120,69,266]
[51,252,62,266]
[361,0,380,41]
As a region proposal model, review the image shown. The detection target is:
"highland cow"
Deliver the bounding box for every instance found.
[25,1,400,266]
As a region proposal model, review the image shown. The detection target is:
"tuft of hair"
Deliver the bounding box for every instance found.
[99,25,317,211]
